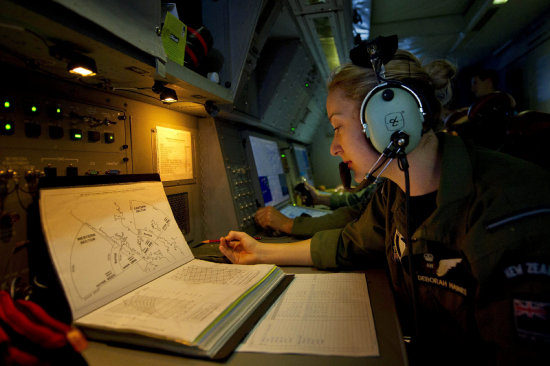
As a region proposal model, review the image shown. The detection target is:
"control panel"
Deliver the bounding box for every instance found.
[0,93,129,178]
[0,89,131,295]
[226,163,257,230]
[214,121,258,233]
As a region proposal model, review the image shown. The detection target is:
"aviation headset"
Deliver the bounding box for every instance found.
[350,36,434,340]
[350,35,431,155]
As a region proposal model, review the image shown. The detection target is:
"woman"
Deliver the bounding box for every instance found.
[219,50,550,364]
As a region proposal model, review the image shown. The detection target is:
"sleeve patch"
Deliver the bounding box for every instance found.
[504,262,550,279]
[513,298,550,342]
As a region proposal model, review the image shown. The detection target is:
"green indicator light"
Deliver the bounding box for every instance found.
[56,108,61,114]
[109,135,114,140]
[305,83,309,87]
[291,127,296,131]
[4,101,10,108]
[31,106,37,113]
[1,121,14,135]
[74,133,82,139]
[281,154,286,158]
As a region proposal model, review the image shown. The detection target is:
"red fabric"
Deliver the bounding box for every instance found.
[7,346,41,366]
[187,26,208,55]
[185,46,199,67]
[0,319,8,342]
[15,300,70,334]
[0,291,66,349]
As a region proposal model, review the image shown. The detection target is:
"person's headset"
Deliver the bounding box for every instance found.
[350,36,431,342]
[350,35,428,156]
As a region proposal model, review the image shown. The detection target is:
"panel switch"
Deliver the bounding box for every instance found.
[88,130,100,142]
[24,123,41,137]
[48,125,64,139]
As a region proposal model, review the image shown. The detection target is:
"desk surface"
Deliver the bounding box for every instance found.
[82,267,408,366]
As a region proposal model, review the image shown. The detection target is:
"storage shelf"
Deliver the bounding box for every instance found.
[0,0,236,117]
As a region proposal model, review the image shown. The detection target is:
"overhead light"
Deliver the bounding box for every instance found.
[160,87,178,103]
[204,100,219,116]
[67,53,97,77]
[492,0,508,4]
[49,43,98,77]
[152,81,178,103]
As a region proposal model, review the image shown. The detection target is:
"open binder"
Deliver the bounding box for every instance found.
[37,174,292,359]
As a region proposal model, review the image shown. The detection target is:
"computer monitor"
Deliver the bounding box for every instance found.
[247,134,289,207]
[292,144,314,185]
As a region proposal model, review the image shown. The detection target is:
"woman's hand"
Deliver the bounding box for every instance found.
[220,231,314,266]
[303,181,331,206]
[254,207,294,233]
[219,231,262,264]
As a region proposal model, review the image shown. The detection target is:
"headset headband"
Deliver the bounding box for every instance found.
[349,35,398,82]
[350,35,426,155]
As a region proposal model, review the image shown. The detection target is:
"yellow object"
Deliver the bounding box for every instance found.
[161,12,187,66]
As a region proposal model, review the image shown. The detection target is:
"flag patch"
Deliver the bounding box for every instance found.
[513,298,550,342]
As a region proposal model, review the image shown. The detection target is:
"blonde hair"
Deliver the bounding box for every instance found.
[424,59,457,90]
[327,50,454,127]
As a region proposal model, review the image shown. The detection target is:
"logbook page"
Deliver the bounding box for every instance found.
[238,273,379,356]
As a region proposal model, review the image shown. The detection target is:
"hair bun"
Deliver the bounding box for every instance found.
[424,60,457,90]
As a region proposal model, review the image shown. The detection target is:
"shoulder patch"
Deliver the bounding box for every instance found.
[504,262,550,279]
[513,298,550,342]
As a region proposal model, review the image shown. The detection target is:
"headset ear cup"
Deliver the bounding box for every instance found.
[360,82,425,154]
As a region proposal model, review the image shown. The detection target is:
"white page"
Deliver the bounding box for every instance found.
[156,126,194,181]
[75,259,279,342]
[238,273,379,357]
[40,181,194,319]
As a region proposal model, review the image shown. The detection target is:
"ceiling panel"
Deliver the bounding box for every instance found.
[367,0,550,68]
[371,0,470,24]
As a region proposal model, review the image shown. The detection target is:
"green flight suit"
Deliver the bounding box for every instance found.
[310,133,550,364]
[328,190,366,209]
[291,185,377,237]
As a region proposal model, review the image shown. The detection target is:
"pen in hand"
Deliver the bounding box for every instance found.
[200,236,262,244]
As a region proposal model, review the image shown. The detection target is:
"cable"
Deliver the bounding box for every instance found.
[398,152,420,347]
[362,139,394,184]
[364,153,388,179]
[375,156,394,179]
[0,22,50,49]
[16,184,30,212]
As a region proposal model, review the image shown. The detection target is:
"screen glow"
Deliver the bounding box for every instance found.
[249,135,289,207]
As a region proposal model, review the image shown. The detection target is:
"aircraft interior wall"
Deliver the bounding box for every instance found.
[0,63,208,295]
[0,64,320,298]
[506,37,550,114]
[2,0,550,304]
[451,6,550,114]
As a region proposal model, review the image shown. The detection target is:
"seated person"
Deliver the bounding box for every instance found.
[298,180,367,208]
[254,182,379,236]
[471,68,499,98]
[446,69,516,150]
[423,59,457,130]
[219,46,550,364]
